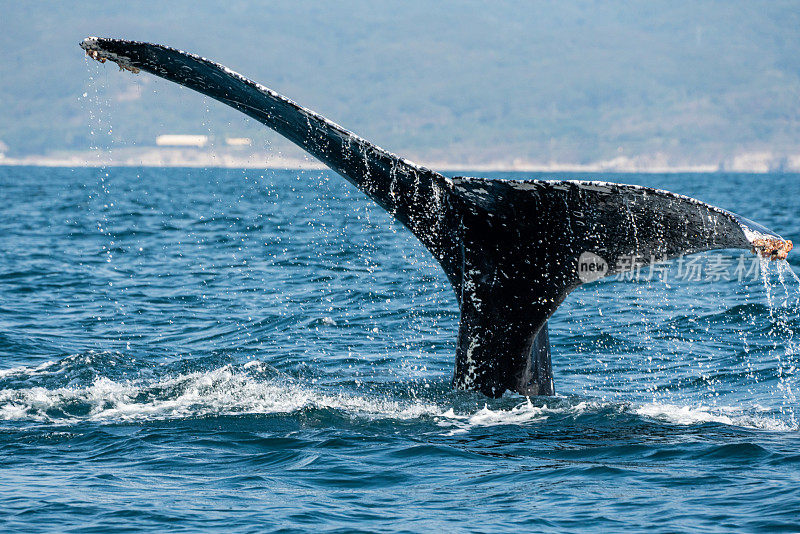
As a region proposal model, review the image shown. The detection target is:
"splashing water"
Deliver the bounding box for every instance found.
[0,352,794,434]
[758,258,800,424]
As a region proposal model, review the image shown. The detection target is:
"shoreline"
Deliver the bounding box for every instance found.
[0,150,796,174]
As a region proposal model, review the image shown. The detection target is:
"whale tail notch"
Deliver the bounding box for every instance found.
[81,37,792,398]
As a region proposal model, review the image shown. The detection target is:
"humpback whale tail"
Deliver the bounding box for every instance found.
[81,37,793,398]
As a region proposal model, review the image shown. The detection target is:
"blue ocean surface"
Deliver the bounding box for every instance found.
[1,166,799,532]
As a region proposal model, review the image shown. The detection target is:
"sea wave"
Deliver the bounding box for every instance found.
[0,363,441,424]
[0,357,794,432]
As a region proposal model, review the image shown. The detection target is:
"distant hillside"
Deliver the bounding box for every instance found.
[1,1,799,167]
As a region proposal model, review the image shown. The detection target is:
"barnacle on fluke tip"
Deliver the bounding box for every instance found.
[752,237,793,261]
[85,48,105,63]
[83,38,140,73]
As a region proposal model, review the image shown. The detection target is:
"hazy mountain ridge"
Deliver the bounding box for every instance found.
[1,1,798,168]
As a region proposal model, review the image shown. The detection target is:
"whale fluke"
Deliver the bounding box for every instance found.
[81,37,792,397]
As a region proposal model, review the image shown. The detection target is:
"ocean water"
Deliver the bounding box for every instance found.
[1,166,799,532]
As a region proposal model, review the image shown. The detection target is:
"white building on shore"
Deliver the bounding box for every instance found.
[155,135,208,147]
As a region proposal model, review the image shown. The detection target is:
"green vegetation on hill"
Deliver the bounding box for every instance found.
[1,1,799,165]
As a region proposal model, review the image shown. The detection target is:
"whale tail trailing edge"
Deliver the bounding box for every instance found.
[81,37,792,397]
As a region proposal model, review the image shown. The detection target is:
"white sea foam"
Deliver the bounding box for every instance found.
[437,398,795,433]
[0,365,441,424]
[0,358,69,379]
[436,398,550,434]
[634,402,795,431]
[0,362,794,432]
